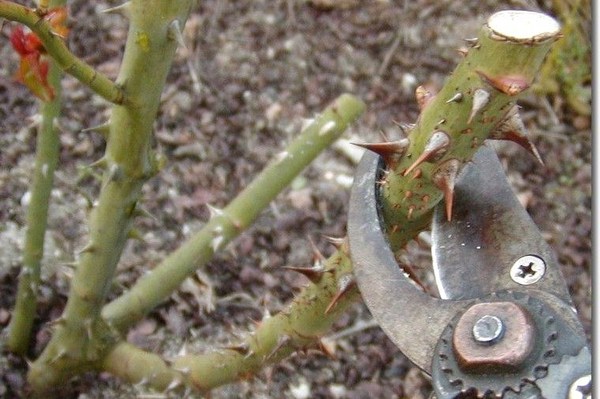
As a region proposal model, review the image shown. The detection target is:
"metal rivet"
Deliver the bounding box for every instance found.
[569,374,592,399]
[510,255,546,285]
[472,315,504,344]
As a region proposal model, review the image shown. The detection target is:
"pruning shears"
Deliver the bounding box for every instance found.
[347,146,591,398]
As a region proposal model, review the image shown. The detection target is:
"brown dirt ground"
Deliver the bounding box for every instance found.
[0,1,591,398]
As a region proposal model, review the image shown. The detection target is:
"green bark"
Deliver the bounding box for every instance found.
[380,11,561,250]
[103,243,358,393]
[6,59,62,355]
[27,1,194,392]
[102,94,365,332]
[6,0,66,356]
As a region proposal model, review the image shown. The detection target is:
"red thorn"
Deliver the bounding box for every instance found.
[222,343,251,356]
[476,70,531,96]
[325,275,356,315]
[403,131,450,176]
[283,265,326,284]
[415,85,436,111]
[307,237,326,263]
[392,121,416,136]
[490,106,544,166]
[433,159,461,221]
[353,139,409,167]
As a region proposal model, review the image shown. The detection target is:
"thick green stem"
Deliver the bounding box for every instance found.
[6,57,62,355]
[0,0,124,104]
[102,94,365,332]
[380,11,561,250]
[103,243,358,393]
[27,1,193,392]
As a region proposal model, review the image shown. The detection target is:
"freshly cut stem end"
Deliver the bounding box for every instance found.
[379,10,560,251]
[487,10,561,43]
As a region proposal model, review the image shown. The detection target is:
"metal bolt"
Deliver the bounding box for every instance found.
[453,301,534,371]
[472,315,504,344]
[510,255,546,285]
[569,374,592,399]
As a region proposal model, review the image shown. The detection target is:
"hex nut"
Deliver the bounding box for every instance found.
[453,301,535,372]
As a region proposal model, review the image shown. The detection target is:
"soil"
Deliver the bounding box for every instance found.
[0,1,592,398]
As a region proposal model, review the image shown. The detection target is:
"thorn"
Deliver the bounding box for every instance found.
[133,205,158,222]
[317,338,336,359]
[323,235,345,249]
[134,378,149,388]
[464,37,479,47]
[81,122,110,138]
[403,131,450,176]
[84,318,94,341]
[378,129,390,142]
[353,139,409,168]
[168,19,187,49]
[457,47,469,57]
[307,237,326,263]
[415,85,436,111]
[206,204,224,219]
[211,235,225,252]
[101,2,131,16]
[166,378,184,392]
[392,121,415,136]
[266,335,292,361]
[77,242,96,255]
[432,159,461,221]
[283,264,326,284]
[467,88,491,124]
[223,342,251,356]
[410,168,422,180]
[108,164,124,182]
[89,157,108,169]
[446,92,463,104]
[490,106,544,166]
[173,366,191,375]
[407,205,415,220]
[476,70,530,96]
[325,274,356,314]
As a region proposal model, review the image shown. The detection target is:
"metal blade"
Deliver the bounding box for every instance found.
[348,152,474,373]
[431,146,573,305]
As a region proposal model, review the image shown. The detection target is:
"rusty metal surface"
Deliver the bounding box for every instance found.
[452,301,535,370]
[431,146,573,305]
[348,151,475,373]
[348,149,590,391]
